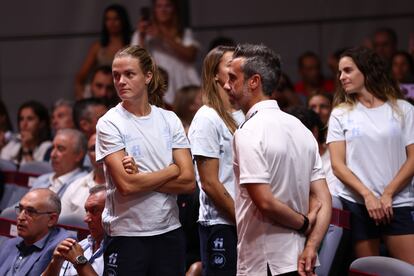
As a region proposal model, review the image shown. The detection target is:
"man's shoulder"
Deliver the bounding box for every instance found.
[48,227,73,244]
[31,172,54,188]
[0,236,20,251]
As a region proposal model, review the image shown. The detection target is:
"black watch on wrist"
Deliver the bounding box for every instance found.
[297,214,309,234]
[75,255,88,266]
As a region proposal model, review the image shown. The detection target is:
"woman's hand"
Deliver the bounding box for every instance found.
[364,192,386,225]
[380,191,393,224]
[122,155,138,174]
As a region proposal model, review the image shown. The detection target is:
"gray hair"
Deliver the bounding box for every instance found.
[89,184,106,195]
[53,99,74,112]
[233,43,282,96]
[29,188,61,215]
[55,128,87,156]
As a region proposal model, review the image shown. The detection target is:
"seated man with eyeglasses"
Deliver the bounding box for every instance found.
[0,188,72,276]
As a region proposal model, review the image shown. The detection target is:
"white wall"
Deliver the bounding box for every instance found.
[1,0,414,127]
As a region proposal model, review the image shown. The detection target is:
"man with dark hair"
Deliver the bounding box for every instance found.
[294,51,334,98]
[0,189,72,276]
[373,27,398,64]
[225,43,331,276]
[89,66,114,99]
[73,98,108,140]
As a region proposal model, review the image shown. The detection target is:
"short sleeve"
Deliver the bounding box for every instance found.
[188,114,220,158]
[170,113,190,149]
[402,102,414,146]
[326,108,346,144]
[95,117,125,162]
[311,140,326,182]
[234,128,270,185]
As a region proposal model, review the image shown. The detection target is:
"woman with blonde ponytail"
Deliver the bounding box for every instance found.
[188,46,244,276]
[95,45,195,275]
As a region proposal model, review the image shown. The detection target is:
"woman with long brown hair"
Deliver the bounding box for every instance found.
[95,45,195,275]
[327,47,414,264]
[75,4,131,100]
[188,46,244,276]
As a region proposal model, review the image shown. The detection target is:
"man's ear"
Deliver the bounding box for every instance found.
[249,74,261,90]
[47,213,59,228]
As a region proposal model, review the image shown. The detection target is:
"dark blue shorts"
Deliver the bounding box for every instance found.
[103,228,186,276]
[341,198,414,241]
[199,224,237,276]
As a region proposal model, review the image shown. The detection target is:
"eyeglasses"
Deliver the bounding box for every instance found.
[15,206,55,217]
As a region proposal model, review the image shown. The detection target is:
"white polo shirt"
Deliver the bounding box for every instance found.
[96,104,190,237]
[233,100,325,276]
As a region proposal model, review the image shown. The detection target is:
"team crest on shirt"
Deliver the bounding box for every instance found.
[108,253,118,267]
[211,253,226,268]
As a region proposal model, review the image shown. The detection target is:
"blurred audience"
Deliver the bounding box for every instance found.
[73,98,108,140]
[0,100,14,151]
[294,51,334,98]
[173,85,202,134]
[60,133,105,220]
[75,4,131,100]
[391,50,414,84]
[372,27,398,66]
[51,99,75,137]
[131,0,200,106]
[307,92,333,126]
[271,72,302,110]
[87,66,120,108]
[29,129,88,198]
[1,101,52,166]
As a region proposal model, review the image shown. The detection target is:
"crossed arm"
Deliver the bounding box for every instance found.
[108,148,195,196]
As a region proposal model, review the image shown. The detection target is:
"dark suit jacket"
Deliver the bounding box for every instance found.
[0,227,73,276]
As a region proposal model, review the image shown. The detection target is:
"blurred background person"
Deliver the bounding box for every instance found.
[173,85,202,135]
[73,98,108,141]
[271,72,302,110]
[1,101,52,165]
[307,92,333,126]
[294,51,334,99]
[50,99,75,137]
[372,27,398,66]
[75,4,131,100]
[391,50,414,85]
[0,100,14,151]
[60,133,106,220]
[131,0,200,107]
